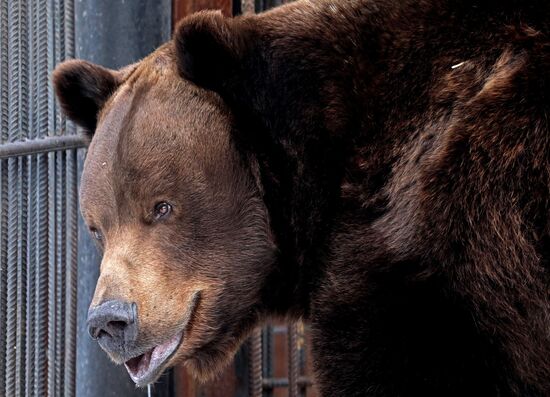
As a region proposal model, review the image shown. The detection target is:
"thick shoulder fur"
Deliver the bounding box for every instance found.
[176,1,549,396]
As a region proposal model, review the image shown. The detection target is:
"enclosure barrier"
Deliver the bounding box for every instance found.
[0,1,82,396]
[248,322,315,397]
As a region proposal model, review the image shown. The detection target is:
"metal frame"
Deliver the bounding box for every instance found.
[0,136,87,160]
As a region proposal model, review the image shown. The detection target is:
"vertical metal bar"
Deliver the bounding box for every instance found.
[261,326,273,397]
[0,1,9,396]
[54,0,67,393]
[64,0,73,60]
[34,1,50,395]
[0,159,6,397]
[34,152,49,397]
[25,1,38,393]
[25,155,36,397]
[296,322,307,397]
[5,156,19,397]
[6,0,28,395]
[64,148,77,397]
[288,323,299,397]
[46,0,57,392]
[63,3,76,393]
[0,0,8,146]
[47,149,56,397]
[55,149,67,397]
[54,0,65,136]
[16,0,30,395]
[28,0,36,139]
[47,0,55,139]
[249,327,263,397]
[37,0,48,140]
[16,156,28,397]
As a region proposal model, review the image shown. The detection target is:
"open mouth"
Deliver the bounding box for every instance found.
[124,331,183,386]
[121,291,202,386]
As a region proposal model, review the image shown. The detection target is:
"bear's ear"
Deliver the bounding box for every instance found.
[52,60,121,133]
[174,11,250,94]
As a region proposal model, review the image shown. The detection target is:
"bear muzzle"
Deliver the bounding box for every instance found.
[87,291,202,386]
[87,300,139,355]
[86,299,184,386]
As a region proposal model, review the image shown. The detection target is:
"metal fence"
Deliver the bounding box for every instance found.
[0,0,86,396]
[248,322,316,397]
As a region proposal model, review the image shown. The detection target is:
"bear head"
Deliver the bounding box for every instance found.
[52,12,279,386]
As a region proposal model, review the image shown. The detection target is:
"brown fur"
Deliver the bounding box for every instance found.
[53,1,549,395]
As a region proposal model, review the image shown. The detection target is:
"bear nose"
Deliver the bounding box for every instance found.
[87,300,138,343]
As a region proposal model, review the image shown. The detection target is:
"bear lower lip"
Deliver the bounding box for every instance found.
[124,331,183,386]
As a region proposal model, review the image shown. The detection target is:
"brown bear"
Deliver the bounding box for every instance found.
[52,0,549,396]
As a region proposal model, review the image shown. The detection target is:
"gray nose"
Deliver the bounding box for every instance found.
[87,300,138,345]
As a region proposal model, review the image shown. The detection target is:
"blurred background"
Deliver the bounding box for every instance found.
[0,0,319,396]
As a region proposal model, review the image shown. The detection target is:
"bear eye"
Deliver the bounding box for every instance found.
[90,227,102,241]
[153,202,172,220]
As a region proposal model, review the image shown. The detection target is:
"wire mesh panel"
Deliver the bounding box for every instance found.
[0,0,83,396]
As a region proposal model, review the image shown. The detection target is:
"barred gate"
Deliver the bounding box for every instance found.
[0,0,85,396]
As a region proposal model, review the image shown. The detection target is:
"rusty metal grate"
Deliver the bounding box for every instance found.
[248,322,316,397]
[0,0,85,396]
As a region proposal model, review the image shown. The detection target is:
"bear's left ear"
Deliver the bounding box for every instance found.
[174,10,252,94]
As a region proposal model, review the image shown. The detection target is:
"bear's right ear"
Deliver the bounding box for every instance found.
[174,11,252,95]
[52,60,121,134]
